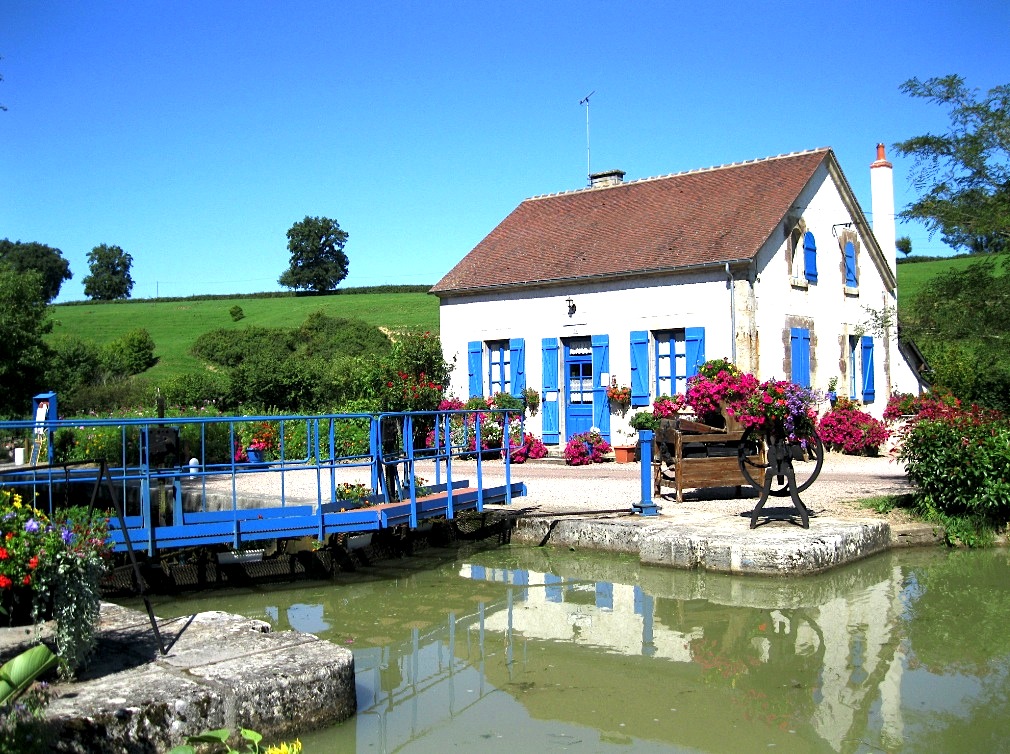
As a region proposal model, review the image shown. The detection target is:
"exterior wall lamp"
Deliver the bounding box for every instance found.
[831,222,854,237]
[566,297,576,316]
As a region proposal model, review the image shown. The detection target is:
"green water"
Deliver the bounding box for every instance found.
[125,545,1010,753]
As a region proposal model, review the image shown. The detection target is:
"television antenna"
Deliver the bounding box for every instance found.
[579,90,595,185]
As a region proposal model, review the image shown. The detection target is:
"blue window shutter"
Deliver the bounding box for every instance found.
[861,336,875,402]
[467,341,483,398]
[790,327,811,388]
[803,231,818,283]
[845,241,858,287]
[541,338,560,444]
[684,327,706,378]
[592,334,611,441]
[630,330,650,407]
[509,338,526,397]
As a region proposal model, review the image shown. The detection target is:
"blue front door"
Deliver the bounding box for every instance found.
[564,340,593,439]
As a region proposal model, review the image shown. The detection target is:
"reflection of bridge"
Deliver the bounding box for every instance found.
[0,411,525,556]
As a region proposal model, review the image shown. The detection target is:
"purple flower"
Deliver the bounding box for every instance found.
[24,518,40,533]
[61,527,73,544]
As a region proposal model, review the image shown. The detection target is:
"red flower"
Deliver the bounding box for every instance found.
[0,547,8,560]
[28,556,39,570]
[21,575,30,586]
[4,532,12,540]
[0,575,11,589]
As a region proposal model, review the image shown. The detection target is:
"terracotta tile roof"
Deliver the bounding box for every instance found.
[431,148,833,295]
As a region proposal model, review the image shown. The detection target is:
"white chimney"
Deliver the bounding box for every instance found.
[870,143,896,276]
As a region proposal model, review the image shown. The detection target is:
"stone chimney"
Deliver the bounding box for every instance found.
[870,143,896,276]
[590,169,625,188]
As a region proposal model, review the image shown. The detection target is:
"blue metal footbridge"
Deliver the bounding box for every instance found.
[0,410,526,556]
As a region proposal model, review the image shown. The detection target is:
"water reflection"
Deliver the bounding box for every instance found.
[132,547,1010,753]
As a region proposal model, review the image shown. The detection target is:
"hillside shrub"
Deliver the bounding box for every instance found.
[47,335,102,394]
[192,327,293,369]
[160,372,229,410]
[101,328,156,376]
[817,398,889,455]
[897,406,1010,546]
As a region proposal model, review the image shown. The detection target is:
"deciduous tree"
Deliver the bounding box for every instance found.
[83,244,134,300]
[278,216,349,293]
[0,267,52,418]
[0,239,72,303]
[894,75,1010,253]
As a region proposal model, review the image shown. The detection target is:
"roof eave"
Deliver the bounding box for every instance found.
[431,258,755,299]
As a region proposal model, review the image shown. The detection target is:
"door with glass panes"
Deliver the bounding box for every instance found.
[564,339,593,438]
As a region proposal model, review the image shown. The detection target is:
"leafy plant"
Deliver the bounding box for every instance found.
[629,411,659,432]
[521,387,540,417]
[168,727,302,754]
[0,644,58,754]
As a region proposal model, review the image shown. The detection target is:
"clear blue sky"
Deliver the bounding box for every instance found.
[3,1,1008,303]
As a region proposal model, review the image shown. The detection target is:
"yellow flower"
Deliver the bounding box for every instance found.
[265,741,302,754]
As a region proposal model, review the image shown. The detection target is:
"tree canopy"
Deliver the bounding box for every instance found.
[278,216,349,293]
[0,267,52,418]
[0,239,73,303]
[893,74,1010,253]
[83,244,134,300]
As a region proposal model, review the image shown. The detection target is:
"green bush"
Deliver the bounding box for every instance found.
[192,327,293,369]
[101,328,156,376]
[47,335,102,393]
[897,410,1010,545]
[159,372,229,409]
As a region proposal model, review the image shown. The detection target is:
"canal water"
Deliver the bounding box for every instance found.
[126,544,1010,753]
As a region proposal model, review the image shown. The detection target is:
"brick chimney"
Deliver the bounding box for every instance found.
[870,143,896,275]
[589,169,625,188]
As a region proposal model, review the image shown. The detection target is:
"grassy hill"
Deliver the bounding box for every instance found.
[896,254,1007,303]
[49,290,440,381]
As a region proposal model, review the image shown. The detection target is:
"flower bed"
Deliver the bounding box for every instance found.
[817,397,889,454]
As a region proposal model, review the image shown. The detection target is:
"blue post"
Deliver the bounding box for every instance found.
[633,430,658,516]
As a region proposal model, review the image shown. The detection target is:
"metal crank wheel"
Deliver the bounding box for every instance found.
[737,426,824,496]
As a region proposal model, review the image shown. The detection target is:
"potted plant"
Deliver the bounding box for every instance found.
[237,420,279,465]
[606,380,632,410]
[827,376,839,406]
[563,428,611,465]
[629,411,659,433]
[611,425,639,463]
[0,488,113,677]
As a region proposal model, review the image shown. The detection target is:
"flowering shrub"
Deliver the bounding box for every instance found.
[817,398,890,454]
[378,370,445,413]
[564,429,611,465]
[236,420,280,461]
[896,407,1010,546]
[653,394,686,418]
[686,360,759,419]
[335,482,373,508]
[425,397,524,458]
[735,380,818,437]
[0,489,113,676]
[884,391,962,423]
[510,433,549,463]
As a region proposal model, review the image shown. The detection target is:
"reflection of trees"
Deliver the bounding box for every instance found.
[903,550,1010,674]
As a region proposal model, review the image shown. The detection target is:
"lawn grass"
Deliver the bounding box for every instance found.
[48,292,440,381]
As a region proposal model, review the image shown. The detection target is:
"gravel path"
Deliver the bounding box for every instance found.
[201,451,916,524]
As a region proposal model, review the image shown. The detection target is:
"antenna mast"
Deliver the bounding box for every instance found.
[579,90,595,185]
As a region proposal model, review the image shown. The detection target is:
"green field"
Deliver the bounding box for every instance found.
[49,292,440,381]
[896,254,1007,303]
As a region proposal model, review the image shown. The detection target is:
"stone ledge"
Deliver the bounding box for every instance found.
[28,603,355,753]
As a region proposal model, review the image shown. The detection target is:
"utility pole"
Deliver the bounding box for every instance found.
[580,91,595,185]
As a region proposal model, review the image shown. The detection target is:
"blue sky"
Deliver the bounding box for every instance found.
[3,1,1008,303]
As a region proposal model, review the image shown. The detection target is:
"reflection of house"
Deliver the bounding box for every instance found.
[433,146,921,445]
[461,559,908,750]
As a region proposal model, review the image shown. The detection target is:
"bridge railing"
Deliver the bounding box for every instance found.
[0,409,525,552]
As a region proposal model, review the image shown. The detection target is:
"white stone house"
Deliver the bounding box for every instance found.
[431,146,923,446]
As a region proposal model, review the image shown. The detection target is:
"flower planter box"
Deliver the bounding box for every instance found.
[614,445,637,464]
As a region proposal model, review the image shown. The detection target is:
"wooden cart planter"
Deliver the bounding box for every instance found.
[652,413,764,503]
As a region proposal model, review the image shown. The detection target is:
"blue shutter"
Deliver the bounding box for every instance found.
[592,334,611,441]
[630,330,650,407]
[467,341,483,398]
[845,241,858,287]
[509,338,526,397]
[790,327,811,388]
[803,231,818,283]
[861,336,875,402]
[684,327,706,378]
[541,338,560,444]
